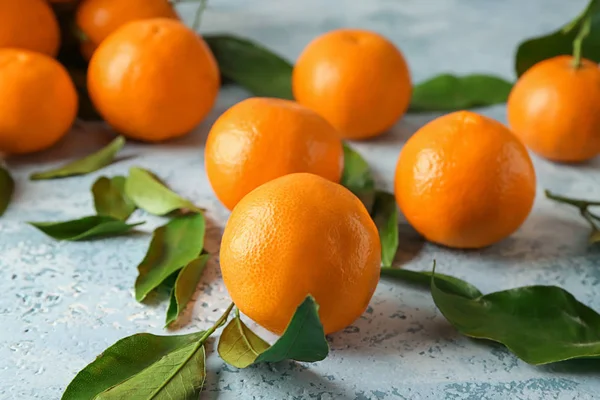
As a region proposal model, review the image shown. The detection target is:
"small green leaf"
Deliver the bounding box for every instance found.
[371,191,398,266]
[30,136,125,180]
[341,143,376,212]
[92,176,136,221]
[430,271,600,365]
[61,332,206,400]
[590,229,600,244]
[205,34,294,99]
[409,74,513,112]
[135,213,206,302]
[29,215,143,241]
[515,0,600,76]
[0,165,14,216]
[165,255,210,327]
[218,296,329,368]
[125,167,203,216]
[217,310,270,368]
[380,266,483,299]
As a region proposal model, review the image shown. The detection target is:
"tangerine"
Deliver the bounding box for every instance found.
[395,111,536,249]
[0,49,78,154]
[205,97,344,210]
[87,18,219,142]
[220,172,381,335]
[507,55,600,162]
[293,29,411,140]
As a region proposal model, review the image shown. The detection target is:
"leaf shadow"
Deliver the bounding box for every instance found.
[202,360,354,400]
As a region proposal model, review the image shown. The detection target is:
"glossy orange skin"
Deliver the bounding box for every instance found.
[0,0,60,57]
[507,55,600,162]
[87,18,219,142]
[0,49,78,154]
[293,29,411,140]
[205,97,344,210]
[395,111,536,249]
[76,0,178,51]
[220,173,381,335]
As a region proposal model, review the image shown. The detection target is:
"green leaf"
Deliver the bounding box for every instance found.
[430,272,600,365]
[380,266,483,299]
[341,143,376,212]
[409,74,513,112]
[515,0,600,76]
[371,191,398,266]
[125,167,203,216]
[92,176,136,221]
[165,255,210,327]
[61,331,206,400]
[30,136,125,180]
[135,213,206,302]
[218,296,329,368]
[204,34,294,99]
[0,165,14,216]
[29,216,143,241]
[217,310,271,368]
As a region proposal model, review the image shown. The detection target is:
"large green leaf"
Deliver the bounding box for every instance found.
[340,143,376,212]
[61,332,206,400]
[165,255,210,327]
[125,167,203,216]
[135,213,206,302]
[515,0,600,76]
[30,136,125,180]
[0,165,14,216]
[409,74,512,112]
[204,34,294,99]
[92,176,136,221]
[371,191,398,267]
[218,296,329,368]
[431,274,600,365]
[29,216,143,241]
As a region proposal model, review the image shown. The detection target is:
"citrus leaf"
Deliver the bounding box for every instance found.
[92,176,136,221]
[218,296,329,368]
[371,191,398,267]
[430,271,600,365]
[341,144,376,212]
[30,136,125,180]
[204,34,294,99]
[135,213,206,302]
[165,255,210,327]
[409,74,512,112]
[515,0,600,76]
[0,165,14,216]
[217,311,270,368]
[29,216,143,241]
[380,266,483,299]
[125,167,203,216]
[61,331,206,400]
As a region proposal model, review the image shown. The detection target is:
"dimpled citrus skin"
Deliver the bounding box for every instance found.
[292,28,411,140]
[205,97,344,210]
[87,18,219,142]
[0,0,60,57]
[220,173,381,335]
[76,0,178,49]
[507,55,600,162]
[0,49,78,154]
[395,111,536,249]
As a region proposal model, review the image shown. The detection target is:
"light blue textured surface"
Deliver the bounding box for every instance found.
[2,0,600,399]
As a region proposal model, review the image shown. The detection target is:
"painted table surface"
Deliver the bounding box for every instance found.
[2,0,600,399]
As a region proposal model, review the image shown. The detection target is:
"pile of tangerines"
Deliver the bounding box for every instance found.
[1,0,599,335]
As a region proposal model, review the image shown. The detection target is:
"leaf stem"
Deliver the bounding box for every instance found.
[545,190,600,208]
[198,302,235,343]
[192,0,208,32]
[573,15,592,68]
